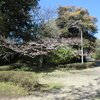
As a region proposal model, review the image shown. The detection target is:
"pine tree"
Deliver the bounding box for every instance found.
[0,0,40,41]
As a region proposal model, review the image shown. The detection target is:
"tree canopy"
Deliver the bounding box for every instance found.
[56,5,98,52]
[0,0,40,41]
[56,5,98,37]
[0,4,99,66]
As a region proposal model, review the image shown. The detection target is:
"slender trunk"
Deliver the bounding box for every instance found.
[38,55,43,68]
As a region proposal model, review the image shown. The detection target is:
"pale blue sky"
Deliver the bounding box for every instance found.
[39,0,100,39]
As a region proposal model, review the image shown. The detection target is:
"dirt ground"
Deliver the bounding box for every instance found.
[2,62,100,100]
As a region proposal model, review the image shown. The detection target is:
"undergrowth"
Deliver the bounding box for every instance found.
[0,71,63,98]
[0,71,39,91]
[57,62,95,70]
[0,82,28,98]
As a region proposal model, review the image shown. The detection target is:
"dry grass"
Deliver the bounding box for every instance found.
[0,82,28,99]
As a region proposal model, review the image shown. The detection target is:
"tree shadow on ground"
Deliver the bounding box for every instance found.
[32,79,100,100]
[34,65,57,74]
[23,61,100,100]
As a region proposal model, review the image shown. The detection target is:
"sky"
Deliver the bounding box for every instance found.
[39,0,100,39]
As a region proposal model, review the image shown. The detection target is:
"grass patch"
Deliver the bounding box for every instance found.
[48,83,63,89]
[0,82,28,98]
[39,83,63,91]
[0,65,10,71]
[57,62,95,70]
[0,61,96,72]
[0,71,63,98]
[0,61,36,71]
[0,71,39,91]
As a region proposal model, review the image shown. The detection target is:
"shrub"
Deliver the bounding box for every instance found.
[9,60,37,71]
[91,49,100,60]
[69,55,87,63]
[47,46,75,64]
[10,64,36,71]
[0,71,39,91]
[58,62,95,70]
[10,63,24,70]
[0,65,10,71]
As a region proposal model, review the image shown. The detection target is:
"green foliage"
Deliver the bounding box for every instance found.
[0,71,39,91]
[92,49,100,60]
[9,55,44,71]
[92,39,100,60]
[13,65,37,71]
[48,46,74,64]
[95,39,100,49]
[0,0,40,41]
[56,5,97,52]
[39,19,61,38]
[0,64,36,71]
[58,62,95,70]
[10,62,25,70]
[0,55,44,71]
[56,5,98,34]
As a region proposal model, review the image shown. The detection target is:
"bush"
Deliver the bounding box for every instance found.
[7,59,38,71]
[91,49,100,60]
[58,62,95,70]
[10,63,25,69]
[69,55,87,63]
[0,71,39,91]
[0,65,10,71]
[47,46,75,64]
